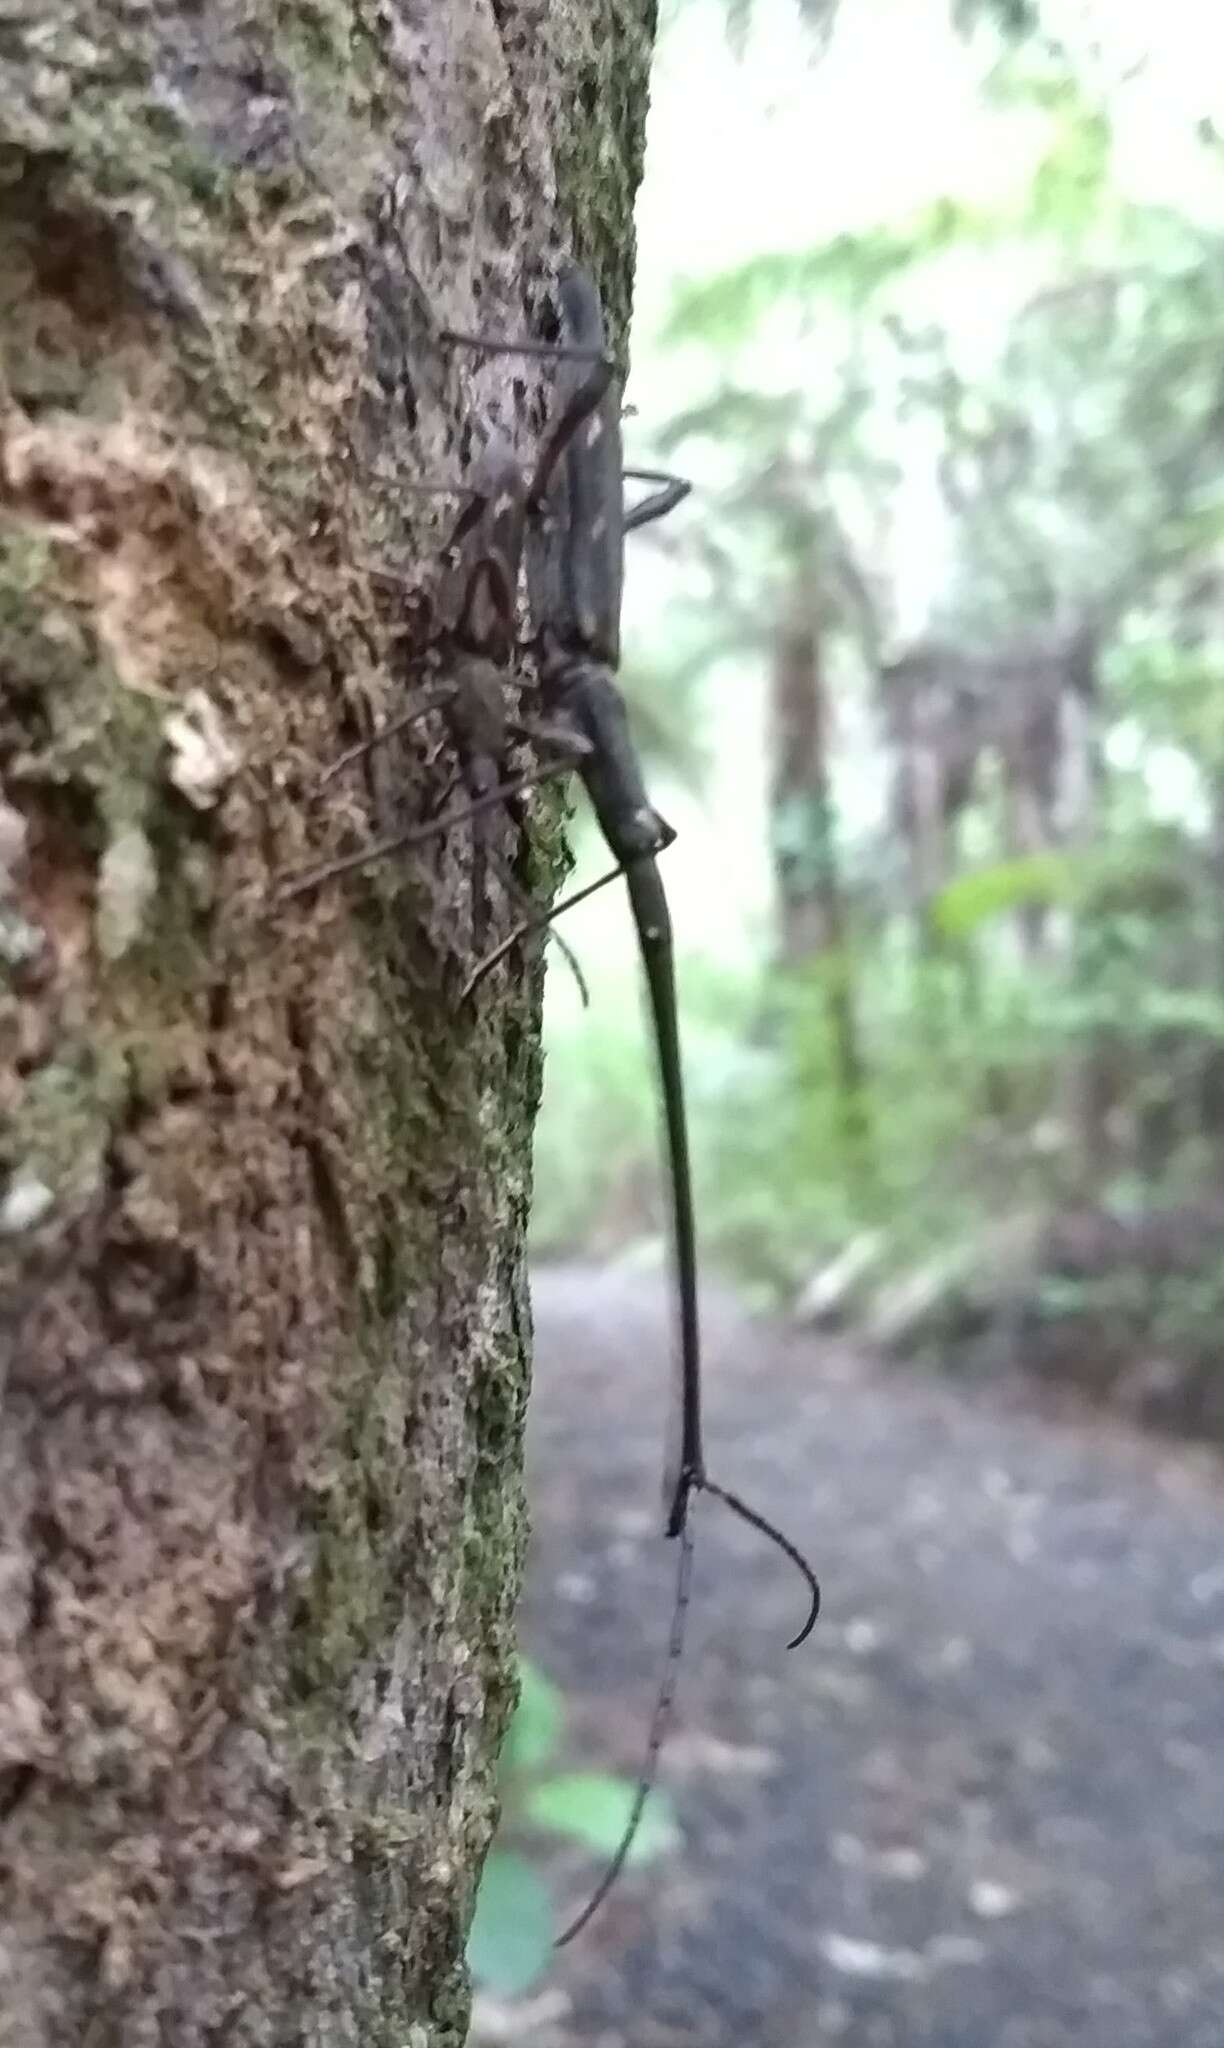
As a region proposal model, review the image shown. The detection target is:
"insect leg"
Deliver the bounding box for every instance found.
[459,855,630,1003]
[440,328,612,520]
[318,681,458,787]
[624,856,821,1646]
[554,1517,695,1949]
[623,855,703,1536]
[455,548,519,663]
[277,756,581,900]
[623,467,691,532]
[510,714,595,757]
[486,849,590,1008]
[443,265,617,518]
[697,1479,821,1651]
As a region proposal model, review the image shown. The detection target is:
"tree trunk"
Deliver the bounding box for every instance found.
[767,586,874,1200]
[0,5,656,2043]
[1056,643,1113,1190]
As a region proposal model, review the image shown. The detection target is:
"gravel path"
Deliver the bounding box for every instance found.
[476,1264,1224,2048]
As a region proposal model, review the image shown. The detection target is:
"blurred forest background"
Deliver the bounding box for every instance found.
[532,0,1224,1439]
[472,0,1224,1990]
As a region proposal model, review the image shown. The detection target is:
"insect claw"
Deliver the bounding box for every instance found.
[698,1479,820,1650]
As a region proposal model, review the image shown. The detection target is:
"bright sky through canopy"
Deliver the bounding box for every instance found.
[637,0,1224,343]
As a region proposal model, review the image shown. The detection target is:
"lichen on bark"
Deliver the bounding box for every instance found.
[0,3,657,2042]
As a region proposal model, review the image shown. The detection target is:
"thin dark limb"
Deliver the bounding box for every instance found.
[367,477,491,560]
[443,426,532,560]
[459,856,629,1002]
[439,329,610,370]
[393,479,487,556]
[446,489,497,555]
[698,1479,821,1650]
[526,352,615,515]
[489,849,590,1008]
[276,755,580,900]
[623,856,703,1538]
[441,272,615,519]
[591,847,822,1645]
[483,835,820,1645]
[509,713,591,755]
[623,467,691,533]
[357,479,498,561]
[458,549,518,658]
[318,682,457,788]
[554,1518,695,1950]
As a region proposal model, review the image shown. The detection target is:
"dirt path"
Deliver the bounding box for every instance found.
[478,1264,1224,2048]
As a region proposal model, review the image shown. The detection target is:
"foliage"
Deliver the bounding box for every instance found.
[538,842,1224,1300]
[466,1659,679,1997]
[467,1854,554,1999]
[680,0,1043,57]
[524,1773,679,1863]
[532,997,662,1255]
[534,3,1224,1421]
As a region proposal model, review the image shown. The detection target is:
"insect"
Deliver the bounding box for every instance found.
[278,294,688,965]
[281,262,820,1939]
[441,262,821,1944]
[278,430,593,1001]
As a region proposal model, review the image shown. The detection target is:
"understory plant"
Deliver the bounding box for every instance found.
[467,1658,679,1996]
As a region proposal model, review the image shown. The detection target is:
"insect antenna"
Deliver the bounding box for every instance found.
[317,683,458,789]
[553,1517,695,1950]
[460,856,630,1002]
[698,1478,821,1650]
[276,760,574,899]
[489,850,591,1009]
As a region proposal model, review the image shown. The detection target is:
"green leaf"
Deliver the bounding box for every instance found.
[663,206,1007,347]
[525,1773,681,1867]
[1026,108,1112,238]
[502,1660,564,1776]
[1139,987,1224,1043]
[466,1851,554,1996]
[932,852,1080,940]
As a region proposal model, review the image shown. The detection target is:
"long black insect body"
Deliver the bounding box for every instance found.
[444,262,820,1945]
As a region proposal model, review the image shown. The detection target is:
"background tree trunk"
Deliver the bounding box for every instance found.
[767,582,873,1199]
[0,4,657,2042]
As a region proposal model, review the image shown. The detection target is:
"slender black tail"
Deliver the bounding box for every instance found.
[554,1519,695,1950]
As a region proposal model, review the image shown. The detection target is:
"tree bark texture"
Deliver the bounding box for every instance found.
[0,4,657,2043]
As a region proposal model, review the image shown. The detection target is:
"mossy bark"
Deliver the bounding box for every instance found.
[0,3,657,2042]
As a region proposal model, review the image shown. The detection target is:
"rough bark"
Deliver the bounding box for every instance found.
[0,4,656,2043]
